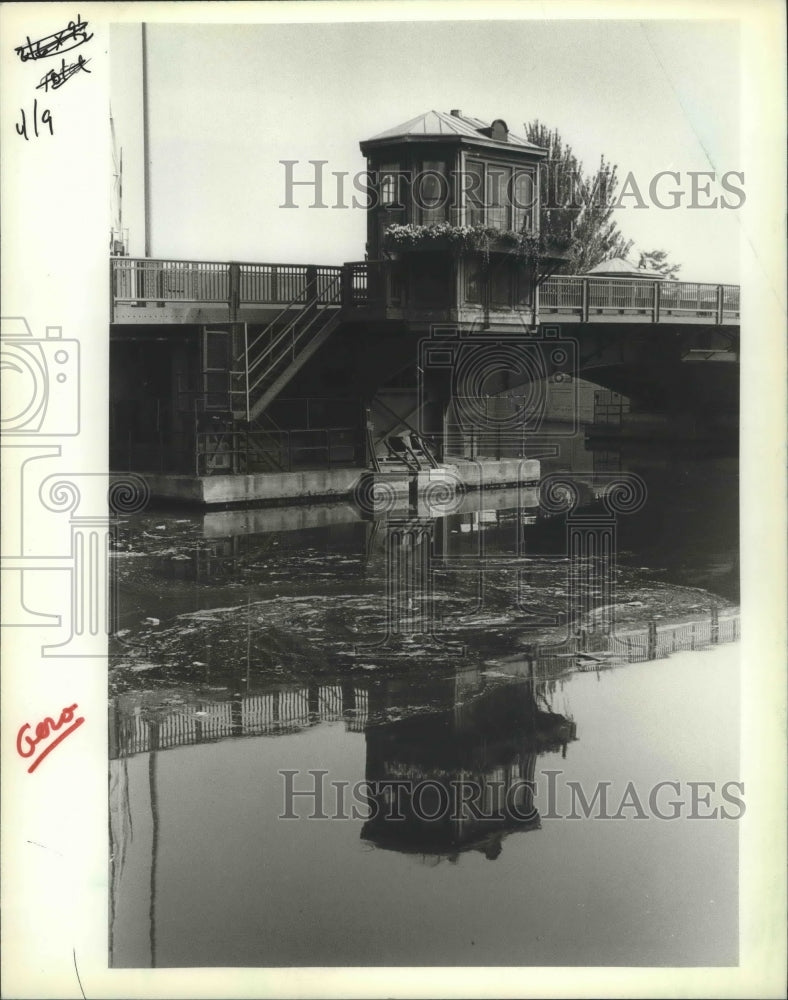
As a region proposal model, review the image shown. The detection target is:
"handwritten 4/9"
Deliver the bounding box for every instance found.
[16,98,54,140]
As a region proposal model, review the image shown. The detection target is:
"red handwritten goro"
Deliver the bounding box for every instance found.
[17,704,84,773]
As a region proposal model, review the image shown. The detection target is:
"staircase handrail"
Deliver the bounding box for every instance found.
[239,268,344,365]
[247,296,339,397]
[246,271,342,389]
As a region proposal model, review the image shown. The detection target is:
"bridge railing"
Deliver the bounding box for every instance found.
[112,258,231,302]
[111,258,344,306]
[540,274,740,322]
[111,258,740,322]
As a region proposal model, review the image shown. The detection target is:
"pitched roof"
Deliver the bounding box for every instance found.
[365,110,543,150]
[586,256,665,279]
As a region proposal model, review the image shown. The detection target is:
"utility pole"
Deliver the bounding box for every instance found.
[142,23,152,258]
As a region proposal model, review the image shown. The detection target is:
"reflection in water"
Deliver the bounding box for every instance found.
[110,664,576,963]
[361,676,575,862]
[109,644,740,967]
[148,748,159,969]
[109,442,740,967]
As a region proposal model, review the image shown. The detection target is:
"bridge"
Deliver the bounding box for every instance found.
[109,255,739,483]
[109,107,742,485]
[110,256,740,327]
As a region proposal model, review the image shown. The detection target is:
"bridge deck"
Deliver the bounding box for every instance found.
[110,257,740,327]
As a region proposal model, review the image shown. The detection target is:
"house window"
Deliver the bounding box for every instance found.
[486,165,511,230]
[465,158,537,232]
[465,260,484,304]
[512,171,535,233]
[379,163,401,207]
[466,160,485,226]
[516,268,534,306]
[416,160,447,224]
[489,259,512,308]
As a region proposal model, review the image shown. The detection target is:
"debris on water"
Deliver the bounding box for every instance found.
[192,661,207,667]
[144,617,160,625]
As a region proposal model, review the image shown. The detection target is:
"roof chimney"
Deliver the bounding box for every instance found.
[450,109,462,117]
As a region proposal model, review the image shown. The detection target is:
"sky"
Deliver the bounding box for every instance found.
[110,17,742,283]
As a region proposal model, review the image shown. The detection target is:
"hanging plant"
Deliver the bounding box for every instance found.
[383,223,547,269]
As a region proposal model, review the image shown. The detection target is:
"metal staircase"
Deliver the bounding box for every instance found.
[233,270,343,422]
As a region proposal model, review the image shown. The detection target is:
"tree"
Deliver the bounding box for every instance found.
[524,120,635,274]
[637,249,681,280]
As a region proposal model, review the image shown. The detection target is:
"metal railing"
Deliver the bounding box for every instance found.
[540,275,739,322]
[195,425,361,475]
[111,257,740,325]
[112,258,231,302]
[111,258,344,306]
[241,269,344,420]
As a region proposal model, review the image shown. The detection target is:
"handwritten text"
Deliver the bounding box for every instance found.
[14,15,93,63]
[17,703,85,773]
[36,54,91,92]
[15,99,54,140]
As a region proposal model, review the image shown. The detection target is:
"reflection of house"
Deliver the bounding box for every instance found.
[361,679,576,861]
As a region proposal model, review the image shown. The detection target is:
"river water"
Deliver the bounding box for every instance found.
[109,438,740,968]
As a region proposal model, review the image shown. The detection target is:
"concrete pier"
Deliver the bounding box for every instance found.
[132,458,540,508]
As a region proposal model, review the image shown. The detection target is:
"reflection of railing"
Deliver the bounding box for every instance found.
[535,612,740,668]
[110,683,369,758]
[110,612,739,759]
